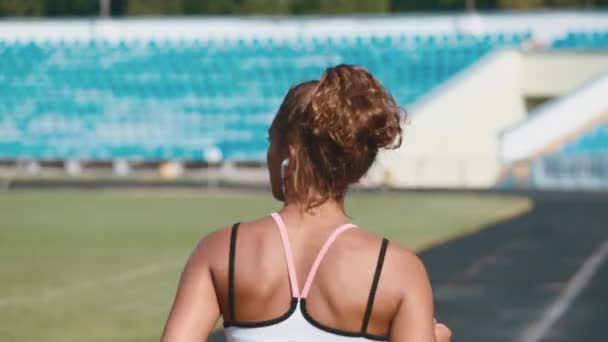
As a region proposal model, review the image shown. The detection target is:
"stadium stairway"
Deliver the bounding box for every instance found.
[365,31,608,190]
[499,71,608,190]
[366,49,528,189]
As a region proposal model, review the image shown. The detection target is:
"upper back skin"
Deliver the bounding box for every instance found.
[205,211,423,337]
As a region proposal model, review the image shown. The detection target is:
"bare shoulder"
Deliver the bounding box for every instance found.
[350,229,427,273]
[185,225,232,267]
[385,241,428,276]
[382,240,432,296]
[342,230,433,318]
[190,216,272,266]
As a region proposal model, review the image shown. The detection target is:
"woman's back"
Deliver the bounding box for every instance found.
[215,209,403,340]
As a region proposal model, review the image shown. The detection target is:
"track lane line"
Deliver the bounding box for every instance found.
[519,238,608,342]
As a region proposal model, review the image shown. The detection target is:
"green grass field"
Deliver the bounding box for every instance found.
[0,190,530,342]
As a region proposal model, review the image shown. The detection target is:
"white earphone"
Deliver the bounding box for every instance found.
[280,158,289,198]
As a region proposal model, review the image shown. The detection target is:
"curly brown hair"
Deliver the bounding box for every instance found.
[270,64,404,210]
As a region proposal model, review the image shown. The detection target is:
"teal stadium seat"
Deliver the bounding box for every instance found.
[551,30,608,50]
[557,123,608,155]
[541,122,608,187]
[0,33,534,161]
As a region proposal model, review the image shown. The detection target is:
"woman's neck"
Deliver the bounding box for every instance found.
[281,198,348,223]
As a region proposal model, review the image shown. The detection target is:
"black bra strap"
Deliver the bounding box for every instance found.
[228,223,240,321]
[361,238,389,334]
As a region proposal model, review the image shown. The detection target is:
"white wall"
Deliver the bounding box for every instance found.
[364,50,527,188]
[524,52,608,97]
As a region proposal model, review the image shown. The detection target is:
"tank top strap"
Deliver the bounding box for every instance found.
[301,223,358,298]
[361,238,389,334]
[227,222,241,321]
[270,212,358,299]
[270,212,301,298]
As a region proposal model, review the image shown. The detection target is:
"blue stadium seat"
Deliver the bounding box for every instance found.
[0,33,534,161]
[555,123,608,156]
[551,30,608,50]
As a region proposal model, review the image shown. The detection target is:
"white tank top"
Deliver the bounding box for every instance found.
[223,212,389,342]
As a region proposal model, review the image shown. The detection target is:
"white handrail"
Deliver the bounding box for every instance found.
[500,71,608,165]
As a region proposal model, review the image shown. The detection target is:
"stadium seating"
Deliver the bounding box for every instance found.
[558,122,608,155]
[0,33,529,161]
[531,122,608,189]
[551,31,608,50]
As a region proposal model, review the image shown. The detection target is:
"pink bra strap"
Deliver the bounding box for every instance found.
[301,223,357,298]
[270,212,301,298]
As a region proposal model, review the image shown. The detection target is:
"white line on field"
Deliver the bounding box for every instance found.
[519,238,608,342]
[0,259,183,307]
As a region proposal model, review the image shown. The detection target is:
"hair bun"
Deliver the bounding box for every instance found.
[309,65,403,152]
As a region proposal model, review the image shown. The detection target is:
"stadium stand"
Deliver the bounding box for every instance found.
[558,122,608,155]
[530,121,608,190]
[551,30,608,50]
[0,33,529,162]
[498,38,608,191]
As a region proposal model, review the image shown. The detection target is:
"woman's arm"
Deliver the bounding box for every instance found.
[161,234,222,342]
[389,249,451,342]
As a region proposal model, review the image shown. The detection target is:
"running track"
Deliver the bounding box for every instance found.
[422,192,608,342]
